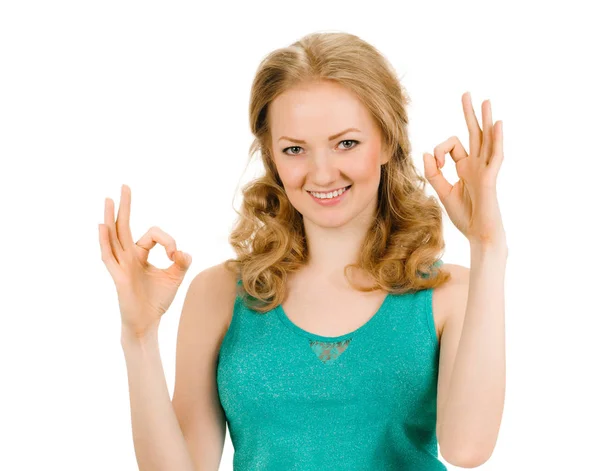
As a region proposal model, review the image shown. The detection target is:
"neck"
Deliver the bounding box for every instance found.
[301,197,378,288]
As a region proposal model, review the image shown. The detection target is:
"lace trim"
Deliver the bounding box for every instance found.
[309,338,352,363]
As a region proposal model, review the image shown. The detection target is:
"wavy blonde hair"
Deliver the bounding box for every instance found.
[224,31,451,312]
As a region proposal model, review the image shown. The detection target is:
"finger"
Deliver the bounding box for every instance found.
[462,92,482,158]
[99,223,123,281]
[164,250,193,279]
[433,136,468,170]
[489,120,504,175]
[104,197,124,260]
[482,100,493,165]
[116,184,136,250]
[423,152,453,202]
[136,226,178,259]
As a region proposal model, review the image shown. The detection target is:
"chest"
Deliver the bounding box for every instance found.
[280,283,447,343]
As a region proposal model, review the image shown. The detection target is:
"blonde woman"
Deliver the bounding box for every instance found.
[100,32,507,470]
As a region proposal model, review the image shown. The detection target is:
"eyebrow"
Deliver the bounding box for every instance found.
[278,127,361,144]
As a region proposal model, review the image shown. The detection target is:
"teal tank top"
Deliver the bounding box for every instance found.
[217,263,446,470]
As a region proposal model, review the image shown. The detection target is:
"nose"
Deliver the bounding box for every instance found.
[308,150,340,188]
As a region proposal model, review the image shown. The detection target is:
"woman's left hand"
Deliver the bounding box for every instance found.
[423,92,507,248]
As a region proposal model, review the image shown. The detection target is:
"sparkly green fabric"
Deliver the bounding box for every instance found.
[217,263,446,470]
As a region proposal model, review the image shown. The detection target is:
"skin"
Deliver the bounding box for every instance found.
[269,79,391,286]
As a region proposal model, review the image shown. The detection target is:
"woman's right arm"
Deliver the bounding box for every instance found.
[99,186,230,470]
[121,326,196,471]
[120,262,235,471]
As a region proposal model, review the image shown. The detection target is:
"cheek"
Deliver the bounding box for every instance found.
[352,149,383,181]
[275,159,305,188]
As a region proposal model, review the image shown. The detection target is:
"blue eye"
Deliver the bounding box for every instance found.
[339,139,359,150]
[282,139,359,156]
[282,146,303,156]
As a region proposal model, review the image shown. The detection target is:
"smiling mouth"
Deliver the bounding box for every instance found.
[306,185,352,194]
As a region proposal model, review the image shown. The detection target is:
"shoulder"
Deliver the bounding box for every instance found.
[432,263,470,336]
[186,261,239,334]
[439,263,470,286]
[194,260,238,286]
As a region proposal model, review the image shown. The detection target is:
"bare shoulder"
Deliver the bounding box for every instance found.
[189,261,239,335]
[175,261,239,356]
[431,263,470,338]
[175,260,239,365]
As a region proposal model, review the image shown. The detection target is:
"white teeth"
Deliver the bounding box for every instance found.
[309,186,349,199]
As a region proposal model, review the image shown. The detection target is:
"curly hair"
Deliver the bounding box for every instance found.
[224,31,451,312]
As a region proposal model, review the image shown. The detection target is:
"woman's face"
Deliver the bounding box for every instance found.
[269,80,390,229]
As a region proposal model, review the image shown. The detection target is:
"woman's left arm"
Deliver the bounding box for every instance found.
[442,243,507,465]
[423,91,508,465]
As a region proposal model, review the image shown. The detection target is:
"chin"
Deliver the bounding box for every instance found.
[311,215,350,229]
[301,205,365,230]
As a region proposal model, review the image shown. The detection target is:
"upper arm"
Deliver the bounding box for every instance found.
[172,261,238,471]
[433,263,470,460]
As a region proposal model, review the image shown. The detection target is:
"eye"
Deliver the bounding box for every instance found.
[281,139,360,156]
[339,139,359,150]
[282,146,303,156]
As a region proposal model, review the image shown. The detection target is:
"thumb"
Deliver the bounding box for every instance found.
[423,152,452,201]
[165,250,192,278]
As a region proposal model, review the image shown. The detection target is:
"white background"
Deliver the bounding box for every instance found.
[1,0,599,469]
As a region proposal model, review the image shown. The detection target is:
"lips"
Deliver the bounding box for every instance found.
[307,185,351,195]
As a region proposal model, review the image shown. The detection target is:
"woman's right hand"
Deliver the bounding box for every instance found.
[98,184,193,338]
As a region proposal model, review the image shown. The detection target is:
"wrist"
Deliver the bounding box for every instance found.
[120,323,160,346]
[468,240,508,257]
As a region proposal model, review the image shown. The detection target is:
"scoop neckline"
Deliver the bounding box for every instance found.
[275,292,392,342]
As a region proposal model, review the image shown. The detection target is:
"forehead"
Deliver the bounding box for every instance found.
[269,81,375,137]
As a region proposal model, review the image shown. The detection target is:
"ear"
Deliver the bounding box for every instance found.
[380,141,392,165]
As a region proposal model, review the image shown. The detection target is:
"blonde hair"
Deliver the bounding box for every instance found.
[224,31,450,312]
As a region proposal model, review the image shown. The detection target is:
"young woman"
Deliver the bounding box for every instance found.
[100,32,507,470]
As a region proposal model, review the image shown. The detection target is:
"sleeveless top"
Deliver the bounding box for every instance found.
[216,261,447,470]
